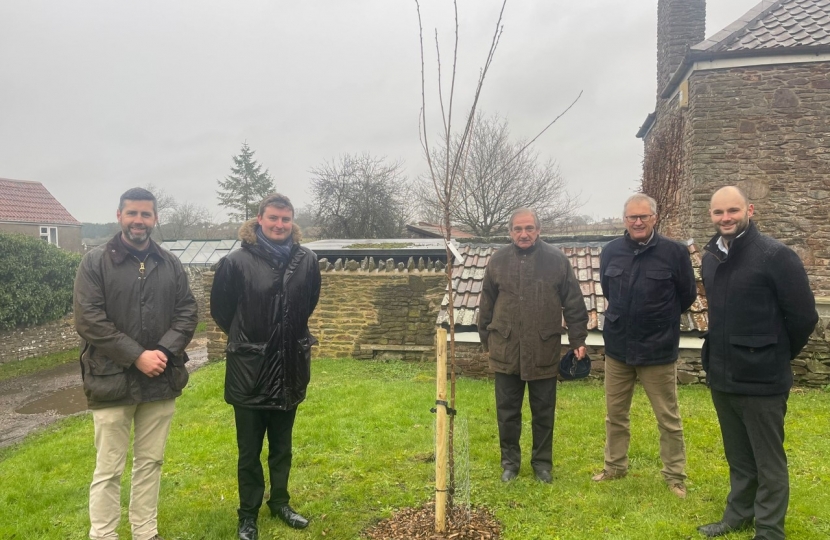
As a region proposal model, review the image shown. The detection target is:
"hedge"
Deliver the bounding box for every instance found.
[0,233,82,330]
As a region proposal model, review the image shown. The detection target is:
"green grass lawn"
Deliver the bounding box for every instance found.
[1,358,828,539]
[0,324,208,383]
[0,348,79,382]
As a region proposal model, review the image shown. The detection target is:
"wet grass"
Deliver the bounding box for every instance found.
[0,348,79,382]
[0,358,828,539]
[0,324,207,383]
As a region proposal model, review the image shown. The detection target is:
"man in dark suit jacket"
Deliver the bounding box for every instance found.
[697,186,818,540]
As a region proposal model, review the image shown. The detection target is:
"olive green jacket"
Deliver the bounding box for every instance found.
[478,241,588,380]
[74,234,198,409]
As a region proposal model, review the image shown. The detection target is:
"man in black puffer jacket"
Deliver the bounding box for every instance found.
[697,186,817,540]
[211,193,321,540]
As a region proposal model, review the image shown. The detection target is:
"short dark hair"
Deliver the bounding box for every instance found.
[258,193,294,217]
[119,187,157,214]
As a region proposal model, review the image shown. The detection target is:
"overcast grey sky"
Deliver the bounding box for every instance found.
[0,0,762,224]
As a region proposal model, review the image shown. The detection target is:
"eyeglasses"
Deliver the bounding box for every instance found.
[511,226,537,233]
[624,214,654,224]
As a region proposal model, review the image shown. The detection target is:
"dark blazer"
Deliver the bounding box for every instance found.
[600,232,697,366]
[701,221,818,395]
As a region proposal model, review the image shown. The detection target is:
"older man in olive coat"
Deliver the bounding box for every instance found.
[478,207,589,483]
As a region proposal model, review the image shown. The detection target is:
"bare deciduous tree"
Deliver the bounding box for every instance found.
[162,201,212,240]
[415,0,581,526]
[415,113,579,237]
[310,153,412,239]
[144,183,177,241]
[641,113,685,235]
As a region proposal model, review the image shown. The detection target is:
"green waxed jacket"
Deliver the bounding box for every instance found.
[73,234,198,409]
[478,241,589,381]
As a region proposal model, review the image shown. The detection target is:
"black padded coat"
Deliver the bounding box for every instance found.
[210,219,321,410]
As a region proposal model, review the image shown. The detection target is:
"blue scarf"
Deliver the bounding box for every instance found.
[255,225,294,265]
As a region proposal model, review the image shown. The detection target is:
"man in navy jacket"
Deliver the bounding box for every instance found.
[593,193,696,498]
[697,186,817,540]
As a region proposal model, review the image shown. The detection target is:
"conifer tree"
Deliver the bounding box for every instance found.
[216,142,276,221]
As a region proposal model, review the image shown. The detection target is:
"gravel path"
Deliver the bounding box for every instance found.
[0,338,210,449]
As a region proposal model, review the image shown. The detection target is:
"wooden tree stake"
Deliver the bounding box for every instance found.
[435,327,448,532]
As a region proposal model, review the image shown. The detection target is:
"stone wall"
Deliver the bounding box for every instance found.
[202,261,447,361]
[455,334,830,388]
[202,268,830,388]
[684,63,830,294]
[0,314,78,365]
[184,267,211,323]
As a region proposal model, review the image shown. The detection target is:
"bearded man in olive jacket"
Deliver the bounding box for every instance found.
[211,193,321,540]
[74,187,198,540]
[478,208,589,484]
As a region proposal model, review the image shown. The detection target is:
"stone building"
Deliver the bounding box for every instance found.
[636,0,830,384]
[637,0,830,294]
[0,177,82,253]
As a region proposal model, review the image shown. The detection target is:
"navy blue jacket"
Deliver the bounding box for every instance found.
[600,232,697,366]
[701,221,817,395]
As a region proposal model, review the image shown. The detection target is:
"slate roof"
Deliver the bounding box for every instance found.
[692,0,830,53]
[437,242,709,333]
[0,178,80,226]
[406,222,475,239]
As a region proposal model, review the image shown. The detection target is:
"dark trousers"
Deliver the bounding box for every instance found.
[711,389,789,540]
[495,372,557,473]
[233,406,297,520]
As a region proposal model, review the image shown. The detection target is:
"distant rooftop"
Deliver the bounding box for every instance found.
[406,222,475,239]
[159,239,241,266]
[0,177,80,226]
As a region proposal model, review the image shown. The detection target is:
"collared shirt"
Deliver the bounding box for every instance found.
[716,230,747,255]
[639,230,655,246]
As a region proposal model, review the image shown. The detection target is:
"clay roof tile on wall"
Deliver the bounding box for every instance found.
[437,241,709,334]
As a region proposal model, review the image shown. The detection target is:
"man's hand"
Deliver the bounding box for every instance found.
[135,350,168,377]
[574,346,587,360]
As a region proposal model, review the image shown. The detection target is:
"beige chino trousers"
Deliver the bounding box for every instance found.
[89,399,176,540]
[603,356,686,484]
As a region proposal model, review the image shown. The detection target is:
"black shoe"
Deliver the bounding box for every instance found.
[500,469,518,482]
[237,517,258,540]
[534,469,552,484]
[272,504,309,529]
[697,520,752,537]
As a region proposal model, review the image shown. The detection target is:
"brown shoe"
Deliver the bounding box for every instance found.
[591,469,627,482]
[669,482,687,498]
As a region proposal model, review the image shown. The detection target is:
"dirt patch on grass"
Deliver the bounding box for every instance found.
[362,501,500,540]
[0,336,209,449]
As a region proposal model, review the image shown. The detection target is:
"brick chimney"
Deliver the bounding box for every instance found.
[657,0,706,97]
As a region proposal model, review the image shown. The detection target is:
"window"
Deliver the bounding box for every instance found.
[40,226,59,246]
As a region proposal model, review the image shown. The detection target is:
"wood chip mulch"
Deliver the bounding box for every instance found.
[362,501,501,540]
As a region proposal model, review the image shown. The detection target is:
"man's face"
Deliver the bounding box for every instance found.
[509,212,540,250]
[624,200,657,243]
[709,188,754,241]
[257,205,293,243]
[117,200,157,249]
